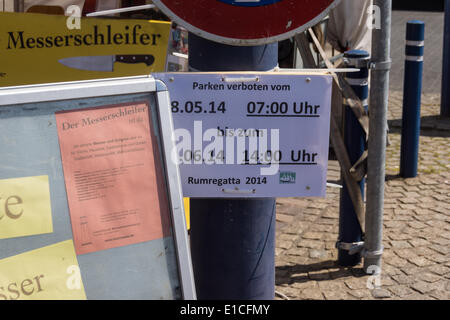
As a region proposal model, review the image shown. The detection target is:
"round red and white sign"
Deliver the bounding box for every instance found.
[153,0,340,45]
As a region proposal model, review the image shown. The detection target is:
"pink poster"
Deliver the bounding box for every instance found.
[55,102,171,255]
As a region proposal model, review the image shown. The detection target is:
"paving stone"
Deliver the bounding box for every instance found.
[281,198,310,207]
[276,213,294,223]
[347,289,372,299]
[308,202,329,210]
[432,195,448,202]
[276,286,301,298]
[284,255,311,266]
[431,237,450,246]
[323,289,350,300]
[384,221,405,229]
[284,247,309,257]
[291,280,318,290]
[392,274,415,285]
[382,264,403,276]
[324,241,337,250]
[399,204,417,210]
[405,179,421,186]
[371,288,392,299]
[302,214,320,222]
[413,247,437,256]
[385,256,409,268]
[322,233,338,241]
[300,208,319,216]
[411,281,435,294]
[418,272,442,283]
[275,259,292,268]
[401,264,423,276]
[392,215,414,221]
[390,241,412,249]
[388,233,413,241]
[426,220,446,228]
[302,232,323,240]
[430,245,450,255]
[299,288,325,300]
[277,240,294,250]
[408,221,428,229]
[283,224,306,235]
[408,238,430,247]
[315,217,338,225]
[394,249,417,260]
[428,265,450,276]
[402,293,435,300]
[398,198,419,204]
[275,248,284,256]
[429,290,450,300]
[278,234,300,242]
[413,207,434,215]
[297,239,324,250]
[344,278,369,290]
[388,285,415,298]
[381,275,396,287]
[427,280,449,292]
[407,256,434,268]
[322,209,338,219]
[317,281,344,292]
[309,249,329,260]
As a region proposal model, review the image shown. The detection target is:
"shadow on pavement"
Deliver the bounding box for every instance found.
[388,116,450,137]
[386,174,402,181]
[276,260,367,286]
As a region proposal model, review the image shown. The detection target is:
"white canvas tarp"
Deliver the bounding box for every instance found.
[327,0,373,53]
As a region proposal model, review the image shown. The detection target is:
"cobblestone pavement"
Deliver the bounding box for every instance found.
[274,11,450,300]
[390,10,444,94]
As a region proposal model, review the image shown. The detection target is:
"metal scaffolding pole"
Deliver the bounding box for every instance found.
[364,0,392,273]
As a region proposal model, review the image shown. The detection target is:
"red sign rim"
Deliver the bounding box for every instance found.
[153,0,340,45]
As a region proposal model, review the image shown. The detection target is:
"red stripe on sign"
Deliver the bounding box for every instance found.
[154,0,336,41]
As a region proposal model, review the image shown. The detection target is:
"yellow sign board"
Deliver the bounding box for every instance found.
[0,175,53,240]
[0,12,171,87]
[0,240,86,300]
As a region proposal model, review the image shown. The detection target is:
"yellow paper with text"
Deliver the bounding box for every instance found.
[0,12,171,87]
[0,175,53,239]
[0,240,86,300]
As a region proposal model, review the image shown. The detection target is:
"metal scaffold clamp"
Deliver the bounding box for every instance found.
[335,241,365,256]
[362,246,385,259]
[369,59,392,71]
[343,55,371,69]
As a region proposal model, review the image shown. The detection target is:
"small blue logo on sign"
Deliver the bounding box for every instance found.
[217,0,283,7]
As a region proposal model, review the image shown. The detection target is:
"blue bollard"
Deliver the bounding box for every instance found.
[338,50,370,267]
[188,33,278,300]
[442,0,450,118]
[400,21,425,178]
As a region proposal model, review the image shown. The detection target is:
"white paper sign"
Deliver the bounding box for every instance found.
[153,73,332,198]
